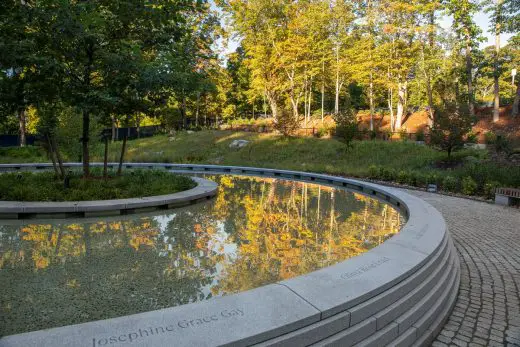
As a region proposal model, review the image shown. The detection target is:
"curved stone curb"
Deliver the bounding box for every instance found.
[0,164,460,347]
[0,173,217,219]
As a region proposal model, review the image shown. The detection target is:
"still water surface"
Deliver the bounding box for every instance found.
[0,175,403,336]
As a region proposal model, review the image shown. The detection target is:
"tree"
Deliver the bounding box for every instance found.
[505,35,520,117]
[334,108,359,150]
[485,0,505,122]
[430,104,472,158]
[28,0,208,177]
[446,0,482,118]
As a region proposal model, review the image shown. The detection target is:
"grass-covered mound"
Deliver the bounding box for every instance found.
[0,170,196,201]
[2,130,519,198]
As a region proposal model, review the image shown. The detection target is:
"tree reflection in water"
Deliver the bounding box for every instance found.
[0,175,403,336]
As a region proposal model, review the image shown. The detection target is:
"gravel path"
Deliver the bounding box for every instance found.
[406,190,520,347]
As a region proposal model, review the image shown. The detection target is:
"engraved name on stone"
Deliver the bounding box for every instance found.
[340,257,390,279]
[92,308,244,346]
[413,224,429,240]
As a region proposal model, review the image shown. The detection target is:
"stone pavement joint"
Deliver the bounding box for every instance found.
[407,190,520,347]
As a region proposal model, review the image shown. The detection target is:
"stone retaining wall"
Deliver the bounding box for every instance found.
[0,163,460,347]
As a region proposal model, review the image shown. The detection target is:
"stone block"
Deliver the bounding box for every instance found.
[254,310,350,347]
[0,284,320,347]
[312,318,377,347]
[353,322,398,347]
[281,242,427,319]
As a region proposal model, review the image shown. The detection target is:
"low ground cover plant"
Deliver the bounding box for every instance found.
[0,169,195,201]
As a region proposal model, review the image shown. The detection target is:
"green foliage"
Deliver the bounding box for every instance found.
[397,170,409,184]
[3,131,520,197]
[461,176,478,195]
[334,109,359,150]
[368,165,379,178]
[430,105,472,158]
[495,134,512,154]
[484,181,500,199]
[316,126,330,138]
[274,110,300,137]
[399,128,408,141]
[484,131,496,144]
[0,170,195,202]
[0,146,46,163]
[442,176,459,192]
[466,131,478,143]
[379,167,397,181]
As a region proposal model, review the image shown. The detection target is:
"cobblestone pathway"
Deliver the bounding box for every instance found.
[407,190,520,347]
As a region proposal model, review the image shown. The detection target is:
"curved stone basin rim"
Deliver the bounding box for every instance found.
[0,174,217,218]
[0,163,451,347]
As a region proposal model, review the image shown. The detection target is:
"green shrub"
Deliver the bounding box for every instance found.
[379,167,397,181]
[334,109,359,150]
[274,110,300,137]
[484,131,496,144]
[442,175,459,192]
[0,170,196,201]
[483,181,500,200]
[399,128,408,141]
[316,126,329,138]
[495,135,511,154]
[461,176,478,195]
[466,131,478,143]
[406,172,418,186]
[368,165,379,179]
[397,170,409,184]
[413,172,428,187]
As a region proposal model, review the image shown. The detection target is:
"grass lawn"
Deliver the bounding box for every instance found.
[2,130,519,197]
[0,170,195,201]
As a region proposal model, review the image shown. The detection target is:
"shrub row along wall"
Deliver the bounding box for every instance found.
[0,164,459,347]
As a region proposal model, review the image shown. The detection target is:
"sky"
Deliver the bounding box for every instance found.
[439,12,514,49]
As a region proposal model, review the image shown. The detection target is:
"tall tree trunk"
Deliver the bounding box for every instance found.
[369,72,374,131]
[266,92,278,120]
[512,81,520,117]
[304,77,308,128]
[103,136,109,179]
[465,31,475,118]
[493,0,502,123]
[180,91,187,129]
[395,81,406,130]
[46,134,60,177]
[195,91,200,126]
[135,113,141,138]
[263,92,267,118]
[82,110,90,177]
[117,134,127,176]
[111,115,117,142]
[18,109,26,147]
[335,45,340,115]
[420,44,435,127]
[308,77,312,124]
[388,87,394,133]
[289,83,299,120]
[321,59,325,124]
[51,136,66,179]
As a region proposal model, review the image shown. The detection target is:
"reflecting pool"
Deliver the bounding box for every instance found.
[0,175,404,336]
